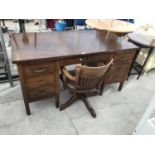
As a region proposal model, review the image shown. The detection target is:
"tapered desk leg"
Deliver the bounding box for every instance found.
[24,101,31,115]
[55,94,59,108]
[118,81,124,91]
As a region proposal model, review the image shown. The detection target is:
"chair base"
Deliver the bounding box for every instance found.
[60,93,96,118]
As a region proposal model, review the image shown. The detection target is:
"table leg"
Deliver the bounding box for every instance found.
[127,48,141,80]
[137,47,154,79]
[105,31,111,40]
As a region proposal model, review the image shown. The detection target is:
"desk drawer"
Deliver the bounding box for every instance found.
[106,64,130,83]
[24,63,54,77]
[60,58,81,66]
[60,54,111,67]
[28,85,54,101]
[26,74,54,90]
[85,54,111,63]
[26,74,55,101]
[114,52,135,64]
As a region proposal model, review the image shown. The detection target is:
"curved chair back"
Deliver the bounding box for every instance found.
[75,59,113,91]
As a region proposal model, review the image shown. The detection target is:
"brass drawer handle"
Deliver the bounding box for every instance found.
[34,68,48,73]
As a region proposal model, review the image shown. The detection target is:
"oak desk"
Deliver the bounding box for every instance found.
[11,30,138,115]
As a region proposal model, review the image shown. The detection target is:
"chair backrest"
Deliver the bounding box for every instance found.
[75,59,113,91]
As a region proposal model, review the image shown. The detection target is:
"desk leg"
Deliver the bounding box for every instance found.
[24,100,31,115]
[118,81,124,91]
[17,64,31,115]
[55,94,59,108]
[137,47,154,79]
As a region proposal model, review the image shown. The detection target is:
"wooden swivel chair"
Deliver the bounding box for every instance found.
[60,59,113,118]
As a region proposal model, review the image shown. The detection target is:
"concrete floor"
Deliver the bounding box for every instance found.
[0,70,155,134]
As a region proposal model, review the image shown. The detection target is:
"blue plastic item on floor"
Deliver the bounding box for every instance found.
[55,20,66,31]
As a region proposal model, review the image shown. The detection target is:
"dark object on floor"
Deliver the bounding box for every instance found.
[60,59,113,118]
[74,19,86,26]
[74,19,86,29]
[2,26,8,33]
[64,19,74,30]
[1,20,8,33]
[18,19,26,32]
[34,22,39,25]
[46,19,57,29]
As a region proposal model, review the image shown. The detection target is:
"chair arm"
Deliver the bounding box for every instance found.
[62,67,76,81]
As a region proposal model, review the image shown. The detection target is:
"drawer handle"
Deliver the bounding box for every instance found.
[34,68,48,73]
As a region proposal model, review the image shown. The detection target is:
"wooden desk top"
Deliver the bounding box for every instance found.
[127,33,155,48]
[86,19,136,33]
[11,30,138,63]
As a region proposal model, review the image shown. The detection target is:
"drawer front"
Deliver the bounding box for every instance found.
[26,74,54,90]
[26,74,55,101]
[106,64,130,83]
[82,54,111,66]
[60,54,111,67]
[28,85,54,101]
[114,52,135,65]
[60,58,81,66]
[86,54,111,63]
[24,63,54,77]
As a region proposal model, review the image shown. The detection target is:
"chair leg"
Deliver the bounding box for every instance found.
[80,95,96,118]
[60,93,78,111]
[60,73,67,89]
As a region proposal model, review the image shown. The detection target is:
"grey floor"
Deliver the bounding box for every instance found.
[0,70,155,134]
